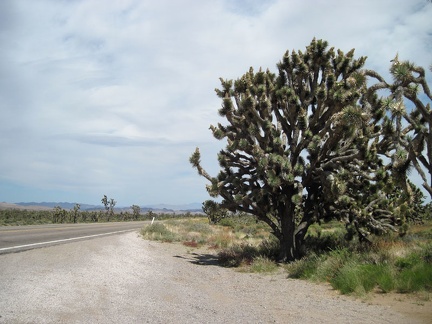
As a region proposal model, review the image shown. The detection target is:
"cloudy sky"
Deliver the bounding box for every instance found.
[1,0,431,207]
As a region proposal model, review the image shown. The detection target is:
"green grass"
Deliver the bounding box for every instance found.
[283,253,321,279]
[247,256,279,273]
[326,256,432,296]
[285,225,432,296]
[397,261,432,293]
[330,262,379,295]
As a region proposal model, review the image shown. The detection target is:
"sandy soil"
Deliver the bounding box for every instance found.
[368,291,432,323]
[0,231,430,323]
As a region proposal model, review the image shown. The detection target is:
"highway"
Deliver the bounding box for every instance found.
[0,221,149,254]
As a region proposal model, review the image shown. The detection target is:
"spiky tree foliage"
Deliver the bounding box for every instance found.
[366,55,432,197]
[385,180,426,225]
[101,195,109,212]
[191,39,404,262]
[53,206,67,223]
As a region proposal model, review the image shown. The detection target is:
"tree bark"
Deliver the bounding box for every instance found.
[277,203,312,262]
[278,205,301,262]
[278,234,298,262]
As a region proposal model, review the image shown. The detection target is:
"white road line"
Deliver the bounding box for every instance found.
[0,229,136,253]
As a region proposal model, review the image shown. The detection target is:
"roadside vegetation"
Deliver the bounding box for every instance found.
[285,220,432,297]
[0,206,198,226]
[0,194,201,225]
[141,212,432,298]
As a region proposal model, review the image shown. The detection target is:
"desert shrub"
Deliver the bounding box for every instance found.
[207,229,236,249]
[421,242,432,263]
[287,247,396,295]
[365,241,398,265]
[183,221,213,234]
[286,248,351,281]
[248,257,279,273]
[391,238,432,294]
[183,230,210,247]
[304,227,349,254]
[306,224,322,238]
[288,239,432,296]
[285,254,321,279]
[214,217,234,228]
[396,260,432,293]
[374,265,396,293]
[217,235,280,267]
[395,252,422,270]
[311,249,351,282]
[218,243,260,267]
[330,261,376,295]
[256,237,280,260]
[218,213,266,232]
[141,223,179,242]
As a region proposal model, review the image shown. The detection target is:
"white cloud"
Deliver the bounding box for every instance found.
[1,0,431,206]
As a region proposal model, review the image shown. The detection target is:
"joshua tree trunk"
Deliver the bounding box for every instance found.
[278,217,298,262]
[278,217,310,262]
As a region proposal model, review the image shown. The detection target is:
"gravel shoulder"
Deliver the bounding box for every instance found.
[0,231,430,323]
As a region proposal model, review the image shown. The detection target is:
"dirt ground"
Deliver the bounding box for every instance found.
[368,291,432,323]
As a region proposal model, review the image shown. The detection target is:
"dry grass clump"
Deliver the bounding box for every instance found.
[141,216,273,250]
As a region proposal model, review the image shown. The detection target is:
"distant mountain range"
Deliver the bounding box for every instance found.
[0,201,203,213]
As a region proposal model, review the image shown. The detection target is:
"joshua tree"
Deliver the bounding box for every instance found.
[202,200,228,224]
[101,195,116,221]
[191,39,406,262]
[101,195,109,213]
[70,203,80,223]
[109,198,116,221]
[131,204,141,220]
[53,206,66,223]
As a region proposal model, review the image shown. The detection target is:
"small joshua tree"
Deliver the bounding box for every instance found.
[101,195,116,221]
[53,206,66,223]
[101,195,109,213]
[70,203,80,223]
[131,204,141,220]
[202,200,228,224]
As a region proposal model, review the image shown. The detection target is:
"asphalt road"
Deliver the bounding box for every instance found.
[0,221,149,254]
